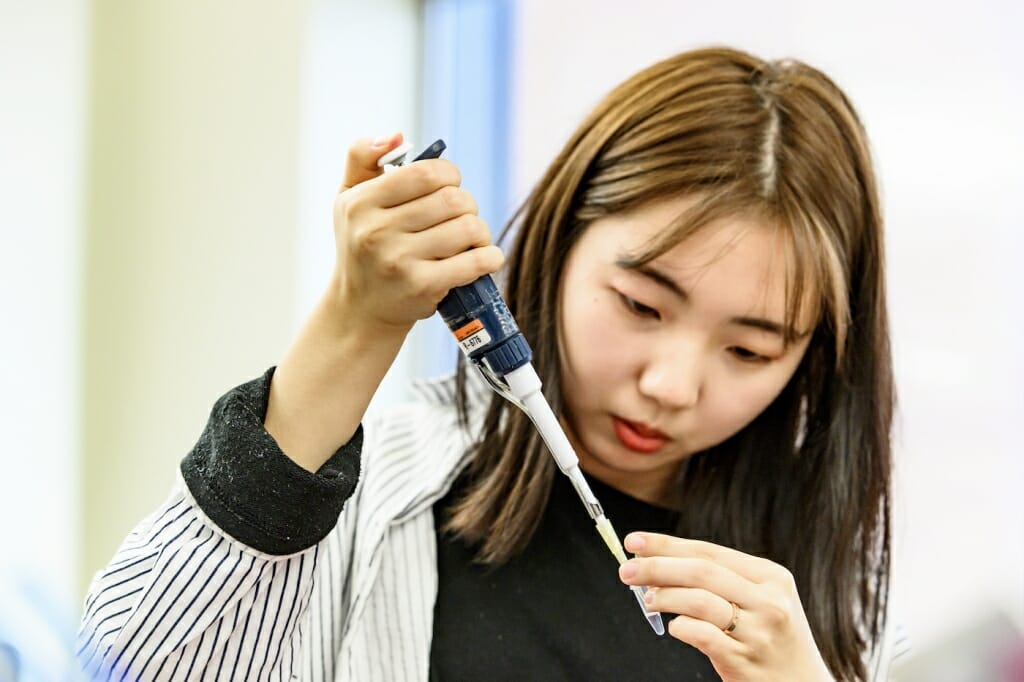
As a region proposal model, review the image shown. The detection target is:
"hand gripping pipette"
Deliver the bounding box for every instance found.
[380,139,665,635]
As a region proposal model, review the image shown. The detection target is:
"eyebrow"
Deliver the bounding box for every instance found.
[618,260,808,341]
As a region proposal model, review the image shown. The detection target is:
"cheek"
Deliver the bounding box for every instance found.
[560,292,636,388]
[702,364,800,437]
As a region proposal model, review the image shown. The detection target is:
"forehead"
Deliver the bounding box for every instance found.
[573,197,817,329]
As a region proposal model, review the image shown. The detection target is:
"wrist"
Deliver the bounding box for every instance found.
[264,284,408,473]
[321,276,413,346]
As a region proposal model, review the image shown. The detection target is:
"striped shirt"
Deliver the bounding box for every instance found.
[76,370,908,681]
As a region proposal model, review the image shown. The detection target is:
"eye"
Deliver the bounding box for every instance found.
[729,346,772,364]
[619,294,661,320]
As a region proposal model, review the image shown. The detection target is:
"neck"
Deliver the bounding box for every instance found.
[583,460,684,509]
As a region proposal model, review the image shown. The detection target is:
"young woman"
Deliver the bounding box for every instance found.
[77,47,899,681]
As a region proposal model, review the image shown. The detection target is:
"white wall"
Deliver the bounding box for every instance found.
[512,0,1024,653]
[0,0,87,676]
[296,0,423,413]
[0,0,86,594]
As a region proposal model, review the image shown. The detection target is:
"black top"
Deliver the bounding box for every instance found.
[430,471,720,681]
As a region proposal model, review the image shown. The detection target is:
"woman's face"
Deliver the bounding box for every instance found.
[557,196,816,505]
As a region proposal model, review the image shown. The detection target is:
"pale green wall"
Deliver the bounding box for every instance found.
[80,0,308,593]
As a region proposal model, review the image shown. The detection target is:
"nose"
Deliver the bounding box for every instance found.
[637,340,702,410]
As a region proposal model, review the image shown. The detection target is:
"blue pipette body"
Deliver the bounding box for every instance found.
[407,141,534,380]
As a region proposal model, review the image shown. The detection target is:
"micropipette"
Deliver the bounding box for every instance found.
[380,139,665,636]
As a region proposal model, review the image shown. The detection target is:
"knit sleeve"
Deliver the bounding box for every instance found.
[180,366,361,554]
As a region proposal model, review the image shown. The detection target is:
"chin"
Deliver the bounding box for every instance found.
[592,441,682,473]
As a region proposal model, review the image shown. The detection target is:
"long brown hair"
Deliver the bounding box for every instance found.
[447,47,892,681]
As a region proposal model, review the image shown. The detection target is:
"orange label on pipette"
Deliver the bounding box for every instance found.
[453,319,484,340]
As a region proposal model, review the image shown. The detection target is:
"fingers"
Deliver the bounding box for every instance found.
[371,158,463,209]
[412,214,492,259]
[644,586,734,630]
[624,532,776,584]
[340,133,404,192]
[623,533,828,677]
[619,555,757,608]
[388,184,479,233]
[426,245,505,289]
[665,614,746,661]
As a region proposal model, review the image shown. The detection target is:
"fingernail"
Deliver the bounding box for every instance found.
[619,562,638,580]
[371,134,392,148]
[625,533,646,551]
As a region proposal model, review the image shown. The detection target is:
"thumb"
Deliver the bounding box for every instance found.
[339,132,404,192]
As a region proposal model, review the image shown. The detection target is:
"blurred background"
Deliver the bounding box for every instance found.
[1,0,1021,679]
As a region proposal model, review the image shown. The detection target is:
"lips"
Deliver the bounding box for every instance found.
[612,416,670,453]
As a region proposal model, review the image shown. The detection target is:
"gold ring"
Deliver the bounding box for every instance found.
[723,601,739,634]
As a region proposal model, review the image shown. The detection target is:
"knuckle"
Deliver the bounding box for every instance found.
[691,591,717,621]
[338,192,361,222]
[378,252,403,278]
[457,213,481,236]
[746,630,772,658]
[428,283,449,303]
[776,565,797,590]
[407,162,437,187]
[408,275,433,299]
[405,159,461,192]
[692,540,717,560]
[463,190,479,215]
[441,159,462,186]
[478,246,503,273]
[736,640,759,664]
[352,224,385,253]
[763,598,791,627]
[473,218,492,244]
[469,247,492,272]
[481,245,504,272]
[688,559,713,584]
[439,185,465,212]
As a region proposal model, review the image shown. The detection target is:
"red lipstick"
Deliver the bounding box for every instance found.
[612,417,669,453]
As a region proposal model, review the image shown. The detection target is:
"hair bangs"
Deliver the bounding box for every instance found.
[781,201,851,360]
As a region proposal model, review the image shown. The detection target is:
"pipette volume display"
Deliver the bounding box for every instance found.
[391,139,665,636]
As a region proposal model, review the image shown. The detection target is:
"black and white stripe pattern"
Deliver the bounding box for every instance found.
[77,372,907,680]
[77,485,321,681]
[77,375,479,681]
